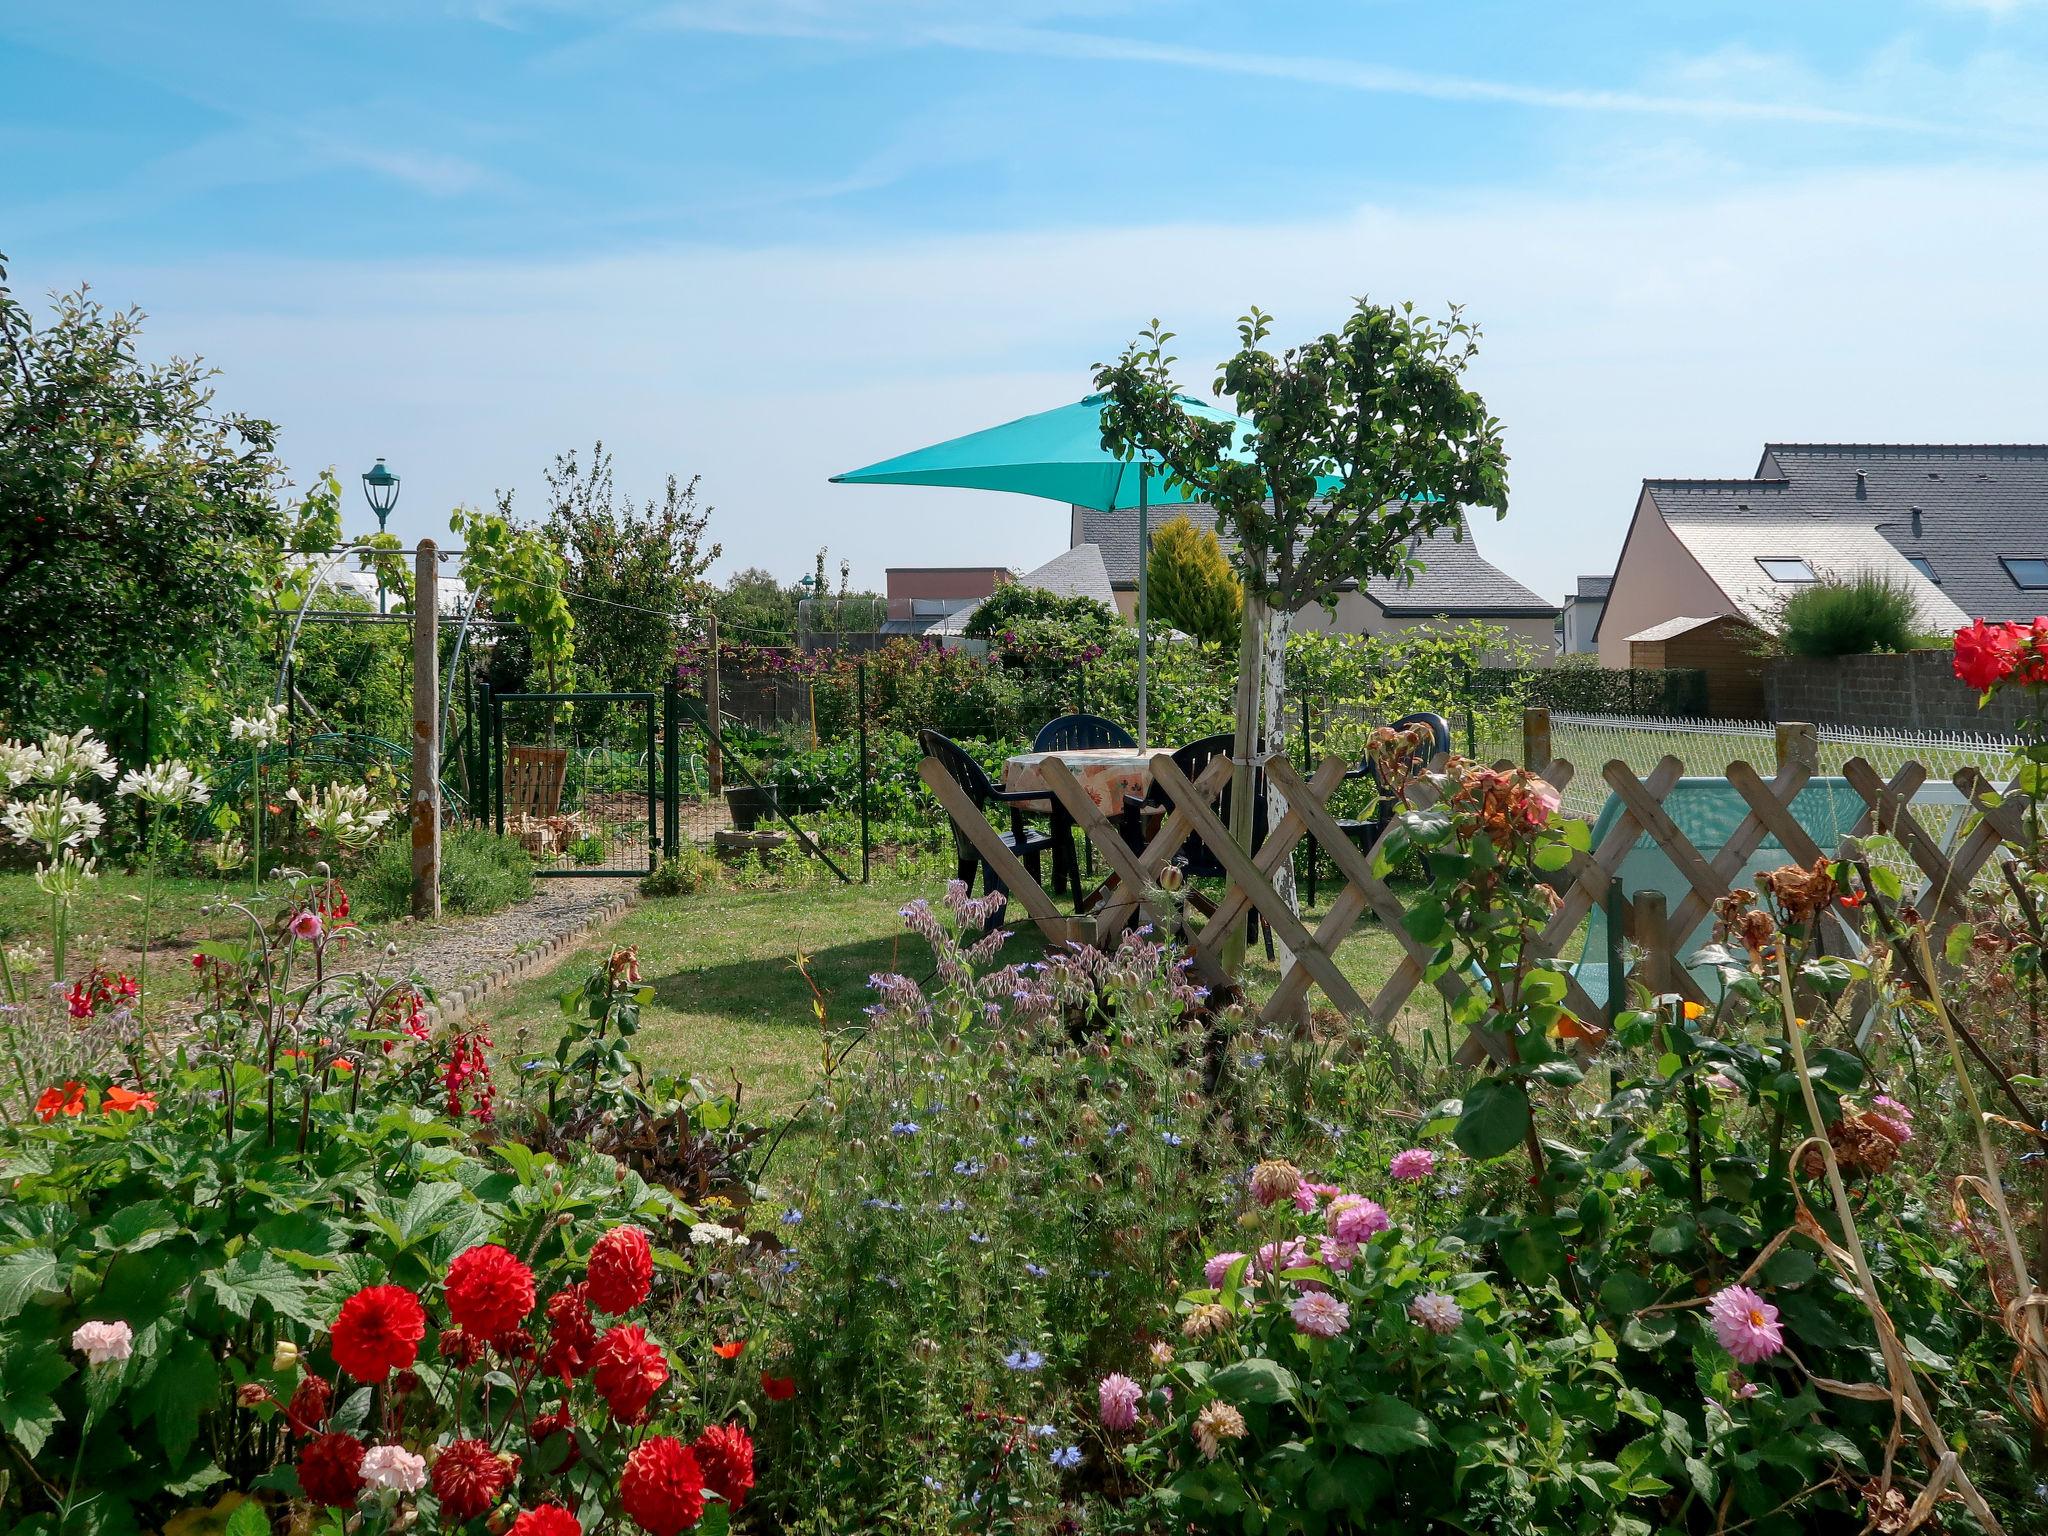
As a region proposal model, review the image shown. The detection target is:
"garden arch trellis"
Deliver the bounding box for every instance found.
[919,711,2018,1074]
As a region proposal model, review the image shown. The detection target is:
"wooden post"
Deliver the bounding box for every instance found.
[1632,889,1669,998]
[1774,721,1817,775]
[411,541,442,920]
[705,611,723,796]
[1522,707,1552,771]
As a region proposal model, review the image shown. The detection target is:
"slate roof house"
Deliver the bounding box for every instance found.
[1560,575,1610,655]
[1069,502,1558,652]
[1595,443,2048,667]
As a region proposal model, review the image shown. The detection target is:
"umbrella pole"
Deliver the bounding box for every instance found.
[1137,469,1150,750]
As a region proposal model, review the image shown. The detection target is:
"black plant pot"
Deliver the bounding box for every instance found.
[725,785,778,831]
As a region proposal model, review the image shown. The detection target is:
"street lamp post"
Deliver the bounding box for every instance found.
[361,458,401,613]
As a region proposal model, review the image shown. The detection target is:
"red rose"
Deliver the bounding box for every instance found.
[542,1284,596,1382]
[298,1431,367,1507]
[445,1244,537,1338]
[286,1374,333,1437]
[529,1403,580,1472]
[620,1435,705,1536]
[509,1505,582,1536]
[432,1437,515,1524]
[329,1285,426,1383]
[586,1226,654,1315]
[1953,618,2024,691]
[691,1422,754,1510]
[591,1324,669,1422]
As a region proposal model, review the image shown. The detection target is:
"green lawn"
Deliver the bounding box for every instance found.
[487,873,1422,1122]
[0,870,244,1007]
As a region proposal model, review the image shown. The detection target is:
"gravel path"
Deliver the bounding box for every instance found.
[379,877,639,1022]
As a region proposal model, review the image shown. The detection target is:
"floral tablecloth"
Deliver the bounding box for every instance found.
[1002,747,1172,817]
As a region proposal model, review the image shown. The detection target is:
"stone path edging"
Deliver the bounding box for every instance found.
[419,884,640,1030]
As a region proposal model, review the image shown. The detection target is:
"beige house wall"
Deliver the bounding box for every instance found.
[1597,491,1739,668]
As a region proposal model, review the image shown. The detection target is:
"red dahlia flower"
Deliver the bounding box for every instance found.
[1953,618,2026,691]
[692,1422,755,1509]
[444,1244,537,1338]
[286,1374,334,1437]
[542,1284,596,1382]
[620,1435,705,1536]
[509,1506,582,1536]
[591,1324,669,1422]
[431,1437,516,1523]
[298,1431,367,1507]
[330,1285,427,1383]
[586,1225,654,1314]
[529,1403,580,1471]
[438,1326,489,1367]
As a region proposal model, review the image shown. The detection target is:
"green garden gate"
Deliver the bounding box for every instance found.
[485,689,682,877]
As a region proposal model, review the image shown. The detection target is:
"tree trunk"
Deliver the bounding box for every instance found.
[1259,601,1299,981]
[1222,580,1267,974]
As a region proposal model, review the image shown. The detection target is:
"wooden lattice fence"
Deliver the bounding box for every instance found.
[917,712,2018,1071]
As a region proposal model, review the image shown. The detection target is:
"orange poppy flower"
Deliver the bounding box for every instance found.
[103,1085,158,1115]
[1681,1001,1706,1021]
[760,1372,796,1401]
[1554,1015,1608,1047]
[712,1340,747,1360]
[35,1081,86,1122]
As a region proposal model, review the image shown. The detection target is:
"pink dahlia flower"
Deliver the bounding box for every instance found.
[1289,1291,1350,1339]
[1389,1148,1435,1182]
[1408,1292,1462,1335]
[1706,1285,1785,1366]
[1097,1372,1142,1430]
[1203,1251,1248,1290]
[1327,1196,1390,1247]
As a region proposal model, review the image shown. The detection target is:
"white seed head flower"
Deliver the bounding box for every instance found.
[72,1319,133,1365]
[33,730,118,787]
[119,760,211,808]
[689,1221,741,1246]
[359,1444,428,1493]
[229,703,288,747]
[0,739,38,788]
[1192,1400,1247,1460]
[4,791,106,854]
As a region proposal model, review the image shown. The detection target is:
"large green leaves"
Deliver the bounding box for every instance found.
[1452,1076,1530,1162]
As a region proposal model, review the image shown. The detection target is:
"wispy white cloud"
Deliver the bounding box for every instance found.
[43,161,2048,604]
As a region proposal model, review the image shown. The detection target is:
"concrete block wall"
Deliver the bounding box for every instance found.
[1764,650,2028,734]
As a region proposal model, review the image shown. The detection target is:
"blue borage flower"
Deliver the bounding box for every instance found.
[1025,1261,1048,1278]
[954,1159,984,1176]
[1029,1424,1057,1439]
[890,1120,920,1137]
[1002,1348,1044,1371]
[1015,1134,1038,1149]
[1161,1131,1184,1147]
[1050,1445,1082,1469]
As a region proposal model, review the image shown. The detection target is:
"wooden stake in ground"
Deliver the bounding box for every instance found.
[706,609,723,796]
[411,540,442,920]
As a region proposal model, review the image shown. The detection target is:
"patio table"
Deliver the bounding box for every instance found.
[1003,746,1173,818]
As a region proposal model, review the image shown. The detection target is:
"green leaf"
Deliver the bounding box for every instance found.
[0,1338,71,1456]
[1945,923,1975,967]
[224,1500,271,1536]
[203,1251,319,1326]
[1452,1076,1529,1161]
[130,1333,214,1466]
[1209,1357,1299,1406]
[1342,1397,1437,1454]
[0,1246,65,1321]
[1501,1223,1566,1285]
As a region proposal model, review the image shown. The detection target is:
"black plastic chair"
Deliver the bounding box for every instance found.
[1120,733,1273,957]
[918,729,1055,903]
[1032,713,1136,753]
[1308,712,1452,902]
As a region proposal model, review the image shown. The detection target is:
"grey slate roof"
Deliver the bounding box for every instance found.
[1750,444,2048,623]
[1575,574,1613,599]
[1071,503,1555,617]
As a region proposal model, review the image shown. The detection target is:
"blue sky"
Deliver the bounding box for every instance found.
[8,0,2048,602]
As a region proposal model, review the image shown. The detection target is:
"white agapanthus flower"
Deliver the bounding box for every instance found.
[229,703,288,747]
[32,729,118,787]
[34,849,98,903]
[284,782,393,851]
[0,739,38,788]
[118,760,211,808]
[3,791,106,853]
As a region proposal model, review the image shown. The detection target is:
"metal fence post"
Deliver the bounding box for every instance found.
[489,688,504,838]
[858,660,871,883]
[663,680,680,863]
[411,540,442,920]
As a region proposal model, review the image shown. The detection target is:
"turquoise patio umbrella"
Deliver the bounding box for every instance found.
[829,392,1256,748]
